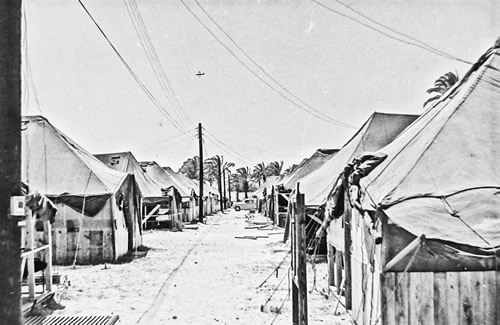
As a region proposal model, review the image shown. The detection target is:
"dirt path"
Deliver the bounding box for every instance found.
[53,211,349,324]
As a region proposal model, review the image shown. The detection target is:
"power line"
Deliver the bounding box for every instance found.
[203,135,253,166]
[124,0,194,129]
[77,0,189,133]
[202,127,256,165]
[139,131,197,152]
[22,4,42,116]
[312,0,472,65]
[192,0,354,128]
[331,0,470,63]
[180,0,356,128]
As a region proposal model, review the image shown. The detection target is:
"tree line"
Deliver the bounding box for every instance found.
[178,156,286,204]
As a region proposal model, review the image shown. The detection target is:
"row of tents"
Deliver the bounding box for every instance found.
[22,115,220,265]
[256,44,500,324]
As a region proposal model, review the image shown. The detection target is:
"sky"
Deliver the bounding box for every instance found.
[22,0,500,171]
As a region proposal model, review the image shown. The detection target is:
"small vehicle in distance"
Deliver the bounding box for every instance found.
[233,198,258,211]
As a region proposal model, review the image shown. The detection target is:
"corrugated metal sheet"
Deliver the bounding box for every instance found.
[24,315,119,325]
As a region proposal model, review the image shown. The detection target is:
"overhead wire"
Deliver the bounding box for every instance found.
[139,128,197,151]
[192,0,354,128]
[312,0,472,65]
[22,4,42,116]
[331,0,469,63]
[202,128,255,165]
[203,134,254,166]
[77,0,189,134]
[179,0,356,128]
[124,0,193,129]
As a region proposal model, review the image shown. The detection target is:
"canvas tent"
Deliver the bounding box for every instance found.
[324,46,500,324]
[140,161,197,222]
[95,152,172,204]
[22,116,142,265]
[299,112,419,208]
[254,176,279,199]
[271,149,339,225]
[95,152,179,229]
[279,149,339,191]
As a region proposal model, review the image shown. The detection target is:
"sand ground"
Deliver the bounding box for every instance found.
[43,210,351,324]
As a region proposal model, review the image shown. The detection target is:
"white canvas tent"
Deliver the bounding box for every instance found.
[22,116,142,264]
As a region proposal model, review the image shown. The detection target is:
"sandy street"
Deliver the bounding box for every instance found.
[49,210,351,324]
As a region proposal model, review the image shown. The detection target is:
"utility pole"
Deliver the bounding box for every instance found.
[198,123,203,223]
[217,156,223,213]
[227,171,232,207]
[222,157,226,210]
[0,1,23,324]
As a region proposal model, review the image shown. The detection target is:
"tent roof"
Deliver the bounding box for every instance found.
[360,48,500,248]
[162,166,198,197]
[140,161,193,197]
[280,149,339,191]
[22,116,128,196]
[95,152,166,198]
[254,176,280,198]
[299,112,418,206]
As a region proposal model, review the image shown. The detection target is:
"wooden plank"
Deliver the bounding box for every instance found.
[26,212,36,300]
[21,244,50,258]
[383,234,425,272]
[417,272,434,324]
[343,193,352,309]
[445,272,460,324]
[395,272,408,325]
[483,270,496,324]
[327,244,335,287]
[44,221,53,292]
[142,205,160,226]
[380,273,391,325]
[296,191,308,324]
[433,272,447,325]
[54,225,67,264]
[66,230,78,265]
[351,258,362,324]
[496,270,500,325]
[306,213,322,226]
[471,271,485,325]
[90,230,104,263]
[79,230,91,264]
[458,272,473,325]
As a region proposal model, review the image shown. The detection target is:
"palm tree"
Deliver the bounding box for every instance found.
[266,161,284,176]
[222,160,235,209]
[230,173,241,202]
[236,166,250,199]
[206,155,224,212]
[203,158,218,186]
[179,156,200,180]
[424,71,459,108]
[252,162,267,186]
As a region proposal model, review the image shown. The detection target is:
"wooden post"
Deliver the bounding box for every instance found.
[344,191,352,309]
[198,123,204,223]
[291,184,308,324]
[44,221,52,292]
[327,243,335,287]
[0,1,22,322]
[26,211,35,300]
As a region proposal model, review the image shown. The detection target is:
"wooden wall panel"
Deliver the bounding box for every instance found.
[378,270,498,325]
[433,272,447,325]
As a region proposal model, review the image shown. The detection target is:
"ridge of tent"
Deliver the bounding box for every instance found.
[23,115,127,195]
[361,49,500,208]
